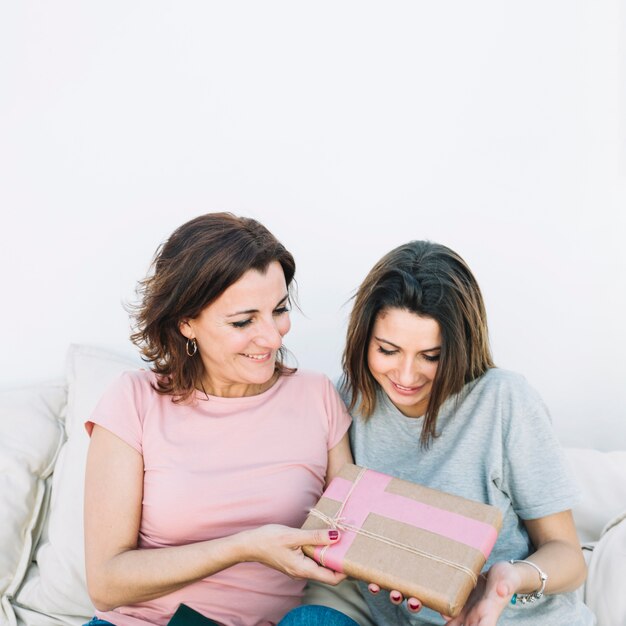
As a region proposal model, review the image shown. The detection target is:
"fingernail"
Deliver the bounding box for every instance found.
[408,600,421,611]
[391,592,402,602]
[328,530,339,540]
[368,584,379,595]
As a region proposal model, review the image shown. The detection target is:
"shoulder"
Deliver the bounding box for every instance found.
[98,368,167,411]
[280,370,349,418]
[474,367,530,388]
[469,368,544,406]
[453,368,551,434]
[464,369,557,450]
[110,368,159,394]
[281,369,334,391]
[119,368,157,385]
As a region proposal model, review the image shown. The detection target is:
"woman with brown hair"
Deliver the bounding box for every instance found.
[309,240,594,626]
[83,213,355,626]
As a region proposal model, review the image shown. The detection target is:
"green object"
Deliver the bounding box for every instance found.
[167,604,222,626]
[511,594,517,605]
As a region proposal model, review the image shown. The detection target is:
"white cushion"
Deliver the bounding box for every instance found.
[585,511,626,626]
[15,345,140,621]
[0,383,65,626]
[564,448,626,544]
[13,564,85,626]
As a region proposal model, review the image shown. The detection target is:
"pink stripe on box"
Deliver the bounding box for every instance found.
[317,471,498,571]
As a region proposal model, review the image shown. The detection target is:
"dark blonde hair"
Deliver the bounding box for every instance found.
[343,241,494,446]
[130,213,296,402]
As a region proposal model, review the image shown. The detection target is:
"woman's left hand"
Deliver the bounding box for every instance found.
[442,561,520,626]
[366,584,422,614]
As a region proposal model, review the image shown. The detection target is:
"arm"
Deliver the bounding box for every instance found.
[84,425,345,612]
[516,510,587,592]
[325,432,353,486]
[443,510,586,626]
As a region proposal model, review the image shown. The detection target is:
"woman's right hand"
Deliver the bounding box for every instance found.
[242,525,347,585]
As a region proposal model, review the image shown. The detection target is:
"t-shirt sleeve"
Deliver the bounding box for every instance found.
[322,375,352,449]
[500,380,580,520]
[85,371,145,455]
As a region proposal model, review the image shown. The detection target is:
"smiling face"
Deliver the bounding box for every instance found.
[179,261,291,397]
[367,308,442,418]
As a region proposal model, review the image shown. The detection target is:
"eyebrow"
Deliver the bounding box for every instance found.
[226,294,289,317]
[373,336,441,353]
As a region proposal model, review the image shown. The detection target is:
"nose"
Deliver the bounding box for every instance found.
[397,355,419,386]
[255,316,284,351]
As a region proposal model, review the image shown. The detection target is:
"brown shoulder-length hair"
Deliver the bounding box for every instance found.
[130,212,296,402]
[342,240,494,446]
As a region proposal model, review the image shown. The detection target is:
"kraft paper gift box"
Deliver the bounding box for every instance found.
[302,463,503,618]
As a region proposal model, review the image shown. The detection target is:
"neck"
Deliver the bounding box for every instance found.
[199,371,279,398]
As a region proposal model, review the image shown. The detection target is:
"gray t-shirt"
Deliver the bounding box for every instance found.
[348,368,595,626]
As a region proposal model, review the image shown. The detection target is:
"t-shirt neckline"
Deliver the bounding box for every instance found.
[193,373,287,405]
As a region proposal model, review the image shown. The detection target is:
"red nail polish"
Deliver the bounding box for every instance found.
[408,600,420,610]
[329,530,339,540]
[391,592,401,602]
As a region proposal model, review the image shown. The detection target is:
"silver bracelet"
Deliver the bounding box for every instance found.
[509,559,548,605]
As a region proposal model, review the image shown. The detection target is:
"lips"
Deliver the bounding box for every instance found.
[390,379,423,395]
[241,352,272,362]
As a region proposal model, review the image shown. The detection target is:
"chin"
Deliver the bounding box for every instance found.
[249,364,276,382]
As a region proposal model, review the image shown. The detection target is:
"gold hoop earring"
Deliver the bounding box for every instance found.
[186,338,197,357]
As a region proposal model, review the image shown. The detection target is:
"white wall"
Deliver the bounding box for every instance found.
[1,1,624,450]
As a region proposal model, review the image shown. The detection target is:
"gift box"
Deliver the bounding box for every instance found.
[302,463,502,617]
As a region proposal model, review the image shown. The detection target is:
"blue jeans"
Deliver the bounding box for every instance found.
[84,605,358,626]
[278,605,359,626]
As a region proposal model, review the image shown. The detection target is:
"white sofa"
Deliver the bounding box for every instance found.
[1,345,625,626]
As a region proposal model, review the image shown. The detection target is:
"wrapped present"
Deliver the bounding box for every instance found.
[302,464,502,617]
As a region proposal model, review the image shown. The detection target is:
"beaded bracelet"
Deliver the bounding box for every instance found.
[509,559,548,605]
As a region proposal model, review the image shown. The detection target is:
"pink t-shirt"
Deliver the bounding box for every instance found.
[86,369,350,626]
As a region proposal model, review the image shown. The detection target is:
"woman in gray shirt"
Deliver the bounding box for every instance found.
[315,240,594,626]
